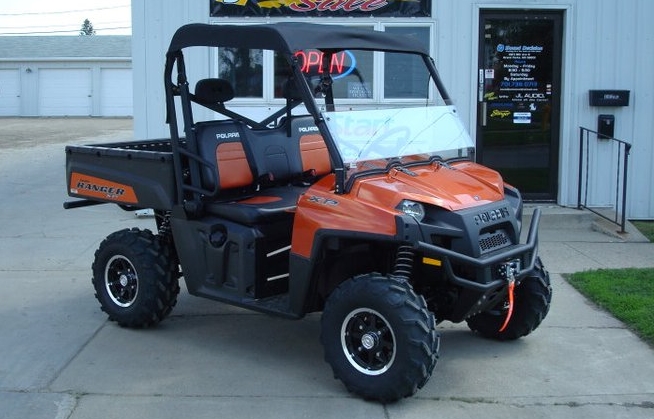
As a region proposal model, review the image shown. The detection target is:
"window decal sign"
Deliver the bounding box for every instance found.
[484,41,552,123]
[210,0,430,17]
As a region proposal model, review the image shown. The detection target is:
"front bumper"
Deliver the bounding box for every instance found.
[398,208,541,320]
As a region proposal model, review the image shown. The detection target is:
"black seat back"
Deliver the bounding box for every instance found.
[195,120,254,193]
[243,126,302,185]
[290,116,331,177]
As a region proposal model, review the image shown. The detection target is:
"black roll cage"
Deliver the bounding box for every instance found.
[163,23,454,208]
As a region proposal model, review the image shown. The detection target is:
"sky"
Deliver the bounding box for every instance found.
[0,0,131,36]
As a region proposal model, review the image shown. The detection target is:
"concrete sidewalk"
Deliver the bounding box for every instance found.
[1,118,653,419]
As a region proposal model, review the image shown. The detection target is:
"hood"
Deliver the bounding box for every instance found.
[353,161,505,212]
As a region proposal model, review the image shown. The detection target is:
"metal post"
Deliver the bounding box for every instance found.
[577,127,584,210]
[577,126,631,233]
[620,143,631,233]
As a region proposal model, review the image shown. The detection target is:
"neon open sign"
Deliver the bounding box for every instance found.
[294,50,357,79]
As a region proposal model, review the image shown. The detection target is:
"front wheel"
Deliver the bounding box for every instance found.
[92,228,180,328]
[467,257,552,340]
[320,274,439,402]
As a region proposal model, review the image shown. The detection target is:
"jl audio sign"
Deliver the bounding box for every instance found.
[210,0,430,17]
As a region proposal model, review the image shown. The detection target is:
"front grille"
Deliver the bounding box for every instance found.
[479,230,511,254]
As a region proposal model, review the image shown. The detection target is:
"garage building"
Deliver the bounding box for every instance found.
[0,35,132,117]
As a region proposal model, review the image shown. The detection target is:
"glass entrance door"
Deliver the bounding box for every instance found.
[477,10,562,200]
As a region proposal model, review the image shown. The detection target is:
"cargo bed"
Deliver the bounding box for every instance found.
[65,139,177,210]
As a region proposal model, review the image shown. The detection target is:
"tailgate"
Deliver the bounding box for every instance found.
[65,139,176,210]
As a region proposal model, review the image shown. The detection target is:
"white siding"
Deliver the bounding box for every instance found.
[563,0,651,217]
[0,68,21,116]
[132,0,206,140]
[38,68,92,116]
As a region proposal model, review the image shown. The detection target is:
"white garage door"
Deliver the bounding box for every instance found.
[100,68,133,116]
[0,69,21,116]
[38,68,92,116]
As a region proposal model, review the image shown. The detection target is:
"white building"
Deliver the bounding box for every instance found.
[0,35,132,117]
[130,0,654,219]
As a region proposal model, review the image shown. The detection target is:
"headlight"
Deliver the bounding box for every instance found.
[504,184,523,220]
[396,200,426,222]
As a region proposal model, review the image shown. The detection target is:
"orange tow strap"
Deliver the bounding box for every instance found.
[498,279,515,333]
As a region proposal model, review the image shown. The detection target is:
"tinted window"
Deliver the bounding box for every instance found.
[384,27,430,99]
[218,47,263,97]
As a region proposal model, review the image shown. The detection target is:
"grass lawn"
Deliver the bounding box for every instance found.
[565,220,654,346]
[631,220,654,242]
[566,268,654,346]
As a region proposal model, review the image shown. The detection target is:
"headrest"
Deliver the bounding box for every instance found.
[195,79,235,104]
[283,79,303,101]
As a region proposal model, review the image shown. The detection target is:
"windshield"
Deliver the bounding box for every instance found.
[292,47,474,174]
[323,105,474,165]
[287,47,475,190]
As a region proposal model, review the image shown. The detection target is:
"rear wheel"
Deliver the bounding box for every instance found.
[92,228,179,328]
[467,258,551,340]
[321,274,439,402]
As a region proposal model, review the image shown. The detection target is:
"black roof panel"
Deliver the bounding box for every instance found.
[167,23,428,56]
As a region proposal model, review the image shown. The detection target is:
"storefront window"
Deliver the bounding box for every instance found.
[383,26,430,99]
[217,47,263,97]
[273,52,293,99]
[332,50,374,99]
[275,49,374,100]
[273,26,375,100]
[217,25,432,102]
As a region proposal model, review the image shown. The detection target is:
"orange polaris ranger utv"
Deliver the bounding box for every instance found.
[65,23,551,402]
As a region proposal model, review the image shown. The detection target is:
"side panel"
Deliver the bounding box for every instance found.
[291,176,397,259]
[170,216,259,298]
[170,215,294,301]
[65,143,176,209]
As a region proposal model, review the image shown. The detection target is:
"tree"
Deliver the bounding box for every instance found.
[80,19,96,36]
